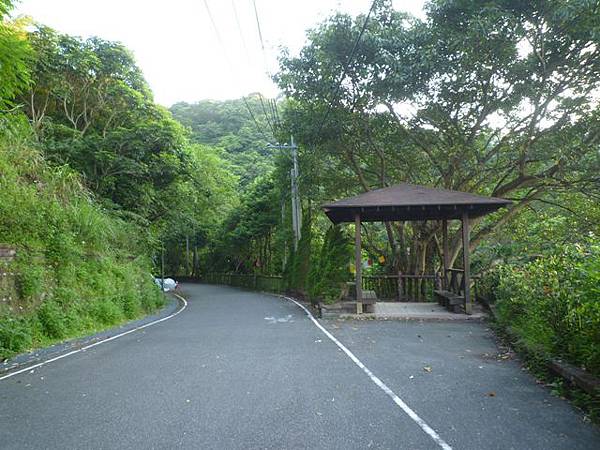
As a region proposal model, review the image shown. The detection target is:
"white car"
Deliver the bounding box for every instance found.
[154,277,178,292]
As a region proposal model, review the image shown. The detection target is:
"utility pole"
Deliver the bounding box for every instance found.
[267,136,301,251]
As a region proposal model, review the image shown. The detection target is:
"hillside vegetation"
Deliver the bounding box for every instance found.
[0,126,163,358]
[170,97,277,186]
[0,1,237,358]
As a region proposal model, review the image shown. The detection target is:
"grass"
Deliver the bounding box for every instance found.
[0,129,165,360]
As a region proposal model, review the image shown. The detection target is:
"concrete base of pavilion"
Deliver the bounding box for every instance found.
[320,301,487,321]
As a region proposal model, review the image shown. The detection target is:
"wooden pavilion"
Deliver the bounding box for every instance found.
[322,183,511,314]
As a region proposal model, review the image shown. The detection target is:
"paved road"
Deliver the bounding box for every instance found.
[1,283,599,449]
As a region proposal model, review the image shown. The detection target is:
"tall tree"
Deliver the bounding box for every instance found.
[170,96,277,186]
[0,0,31,111]
[276,0,600,274]
[19,25,189,221]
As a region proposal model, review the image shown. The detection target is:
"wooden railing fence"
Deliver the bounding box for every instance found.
[202,273,285,293]
[362,274,441,302]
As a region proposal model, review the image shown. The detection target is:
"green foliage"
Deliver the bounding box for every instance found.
[285,211,313,293]
[0,318,31,355]
[0,128,164,360]
[275,0,600,275]
[0,6,31,110]
[0,15,237,360]
[19,25,188,222]
[490,237,600,377]
[170,96,276,186]
[206,174,279,274]
[37,300,67,339]
[308,225,353,303]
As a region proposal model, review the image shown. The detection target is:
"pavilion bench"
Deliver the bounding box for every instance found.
[434,289,464,313]
[343,282,377,314]
[434,268,467,313]
[357,289,377,314]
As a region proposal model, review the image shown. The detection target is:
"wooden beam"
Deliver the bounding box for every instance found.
[355,213,363,314]
[462,212,472,314]
[442,219,449,290]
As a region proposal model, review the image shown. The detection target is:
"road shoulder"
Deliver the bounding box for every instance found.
[0,292,185,377]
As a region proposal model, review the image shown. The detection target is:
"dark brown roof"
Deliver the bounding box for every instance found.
[322,183,511,224]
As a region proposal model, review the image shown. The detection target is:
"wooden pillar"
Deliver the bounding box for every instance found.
[355,213,363,314]
[461,212,472,314]
[396,269,403,302]
[442,219,449,290]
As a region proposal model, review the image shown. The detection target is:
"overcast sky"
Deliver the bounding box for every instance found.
[13,0,425,106]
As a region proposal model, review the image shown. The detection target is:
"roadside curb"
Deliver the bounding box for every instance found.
[320,312,488,322]
[0,292,187,380]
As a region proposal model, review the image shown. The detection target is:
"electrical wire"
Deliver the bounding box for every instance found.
[315,0,378,140]
[202,0,271,141]
[232,0,251,59]
[249,0,277,135]
[232,0,276,136]
[251,0,269,75]
[258,93,276,135]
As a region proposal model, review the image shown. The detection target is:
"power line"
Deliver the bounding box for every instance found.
[251,0,269,74]
[248,0,277,136]
[232,0,251,59]
[258,93,276,136]
[269,98,280,128]
[315,0,378,140]
[202,0,271,141]
[231,0,276,136]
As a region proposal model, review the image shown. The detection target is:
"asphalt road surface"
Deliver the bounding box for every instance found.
[1,283,599,449]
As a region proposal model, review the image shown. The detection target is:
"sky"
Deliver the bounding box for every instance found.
[13,0,425,107]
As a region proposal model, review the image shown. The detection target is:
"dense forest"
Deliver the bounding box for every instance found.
[1,0,599,414]
[0,0,237,357]
[170,97,278,186]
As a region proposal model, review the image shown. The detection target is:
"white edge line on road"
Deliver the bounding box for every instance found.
[0,293,188,382]
[281,295,453,450]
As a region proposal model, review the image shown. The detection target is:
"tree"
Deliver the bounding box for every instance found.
[170,95,277,186]
[0,1,31,111]
[275,0,600,274]
[207,174,280,274]
[19,25,190,222]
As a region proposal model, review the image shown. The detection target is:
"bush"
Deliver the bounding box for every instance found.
[307,225,353,303]
[89,299,123,326]
[0,130,165,360]
[0,318,32,359]
[490,237,600,377]
[37,300,67,339]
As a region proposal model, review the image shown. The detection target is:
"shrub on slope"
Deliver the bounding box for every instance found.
[0,132,164,359]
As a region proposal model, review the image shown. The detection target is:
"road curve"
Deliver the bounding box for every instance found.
[0,283,599,449]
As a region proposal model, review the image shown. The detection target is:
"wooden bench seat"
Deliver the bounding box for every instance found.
[434,289,464,313]
[356,289,377,314]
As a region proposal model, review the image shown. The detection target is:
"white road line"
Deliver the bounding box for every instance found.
[281,295,453,450]
[0,293,188,382]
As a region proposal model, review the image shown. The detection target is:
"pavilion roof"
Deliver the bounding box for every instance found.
[322,183,511,224]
